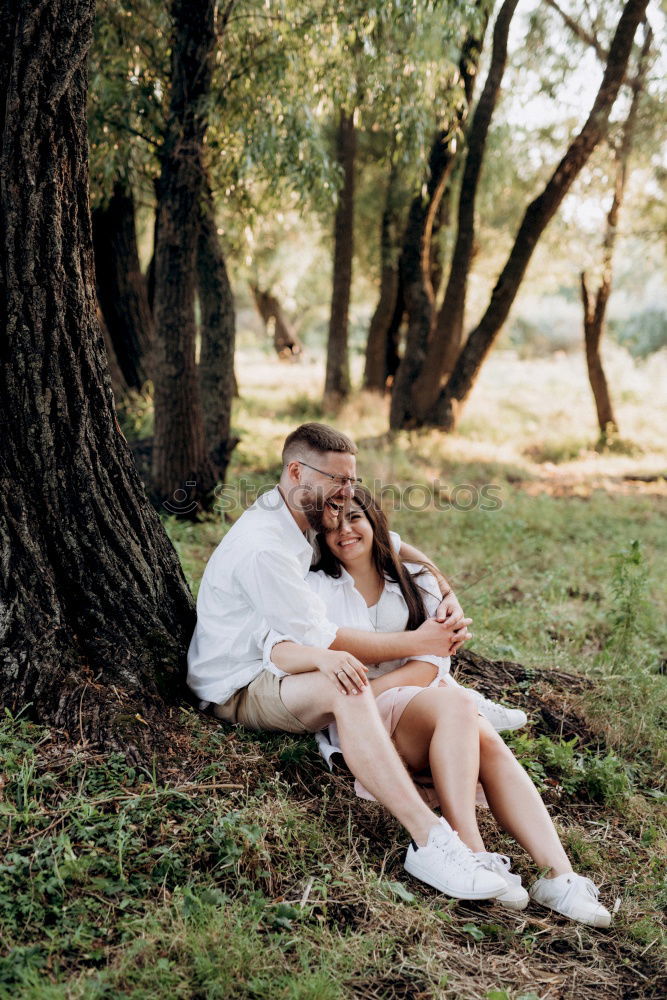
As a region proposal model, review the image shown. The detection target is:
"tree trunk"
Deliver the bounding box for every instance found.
[151,0,219,511]
[580,23,651,439]
[323,108,356,409]
[428,0,649,432]
[250,285,304,359]
[98,307,129,401]
[0,0,195,752]
[419,0,519,408]
[91,181,155,392]
[389,11,491,430]
[196,177,238,476]
[363,160,402,393]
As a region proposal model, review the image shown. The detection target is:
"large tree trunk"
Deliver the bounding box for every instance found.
[91,181,155,392]
[427,0,649,432]
[363,160,402,393]
[0,0,194,751]
[151,0,219,511]
[580,23,651,439]
[416,0,519,410]
[196,177,237,476]
[250,285,304,359]
[323,108,356,409]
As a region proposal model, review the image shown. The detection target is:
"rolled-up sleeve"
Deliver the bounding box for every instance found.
[235,548,339,651]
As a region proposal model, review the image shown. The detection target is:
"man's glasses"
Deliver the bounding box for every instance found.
[296,460,362,488]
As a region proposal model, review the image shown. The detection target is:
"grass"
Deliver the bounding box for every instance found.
[3,348,667,998]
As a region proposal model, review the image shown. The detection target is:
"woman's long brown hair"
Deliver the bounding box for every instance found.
[313,486,430,631]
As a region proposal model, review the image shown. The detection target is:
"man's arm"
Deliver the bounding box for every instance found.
[398,540,468,650]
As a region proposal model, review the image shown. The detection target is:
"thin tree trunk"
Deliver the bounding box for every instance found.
[389,9,492,430]
[580,23,651,439]
[428,0,649,432]
[418,0,519,408]
[92,181,155,391]
[250,285,303,358]
[151,0,219,511]
[323,108,356,408]
[0,0,194,751]
[363,160,401,392]
[196,177,238,476]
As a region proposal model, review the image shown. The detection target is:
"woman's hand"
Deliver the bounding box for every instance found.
[412,615,473,657]
[313,648,369,695]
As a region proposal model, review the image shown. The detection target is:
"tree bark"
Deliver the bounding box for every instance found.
[151,0,219,511]
[323,108,356,409]
[363,160,402,392]
[580,23,651,439]
[428,0,649,432]
[250,285,304,359]
[91,181,155,392]
[418,0,519,408]
[0,0,195,750]
[196,177,238,476]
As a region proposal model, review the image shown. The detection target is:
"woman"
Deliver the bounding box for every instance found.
[266,488,612,927]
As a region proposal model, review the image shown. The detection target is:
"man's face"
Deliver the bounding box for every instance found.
[291,451,358,532]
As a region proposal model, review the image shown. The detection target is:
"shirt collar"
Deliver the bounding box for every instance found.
[260,485,314,556]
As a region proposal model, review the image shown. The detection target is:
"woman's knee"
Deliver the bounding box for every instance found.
[431,685,479,722]
[479,718,512,760]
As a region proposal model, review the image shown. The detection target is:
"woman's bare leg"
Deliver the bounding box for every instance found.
[477,719,572,876]
[393,687,486,851]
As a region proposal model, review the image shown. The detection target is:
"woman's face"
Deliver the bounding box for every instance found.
[324,499,374,567]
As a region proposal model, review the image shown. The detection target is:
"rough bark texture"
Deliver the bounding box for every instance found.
[428,0,649,431]
[0,0,195,750]
[91,181,155,392]
[196,177,238,474]
[580,24,651,438]
[363,161,401,393]
[419,0,519,408]
[323,108,356,408]
[151,0,219,510]
[251,285,303,359]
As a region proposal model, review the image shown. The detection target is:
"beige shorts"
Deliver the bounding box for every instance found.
[212,670,309,734]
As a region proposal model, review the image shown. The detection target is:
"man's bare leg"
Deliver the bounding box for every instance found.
[280,671,439,846]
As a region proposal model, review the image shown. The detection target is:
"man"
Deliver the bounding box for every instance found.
[188,423,510,901]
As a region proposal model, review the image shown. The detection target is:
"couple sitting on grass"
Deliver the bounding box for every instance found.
[188,422,611,928]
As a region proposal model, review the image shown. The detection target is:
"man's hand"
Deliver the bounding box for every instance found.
[434,592,471,654]
[314,648,369,695]
[412,615,473,657]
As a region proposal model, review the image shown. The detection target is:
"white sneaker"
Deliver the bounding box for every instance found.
[529,872,612,928]
[404,820,507,900]
[467,689,528,732]
[476,852,529,910]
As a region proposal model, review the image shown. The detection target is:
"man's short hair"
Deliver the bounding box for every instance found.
[282,423,357,466]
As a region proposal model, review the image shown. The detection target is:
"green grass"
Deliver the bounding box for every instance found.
[3,350,667,997]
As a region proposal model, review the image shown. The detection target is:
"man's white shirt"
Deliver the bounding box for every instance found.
[186,485,401,706]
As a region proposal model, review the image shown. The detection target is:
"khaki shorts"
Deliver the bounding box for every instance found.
[212,670,309,734]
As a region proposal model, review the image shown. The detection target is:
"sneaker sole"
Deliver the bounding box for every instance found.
[529,896,611,928]
[493,716,528,732]
[495,893,530,910]
[404,857,505,900]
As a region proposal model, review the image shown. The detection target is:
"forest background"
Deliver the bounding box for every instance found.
[1,0,666,997]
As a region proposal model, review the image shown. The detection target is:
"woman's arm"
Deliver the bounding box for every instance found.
[370,659,439,695]
[270,640,369,694]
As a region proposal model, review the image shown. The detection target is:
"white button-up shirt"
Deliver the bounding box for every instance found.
[187,485,402,706]
[264,563,450,679]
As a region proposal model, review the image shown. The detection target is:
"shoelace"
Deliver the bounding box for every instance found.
[481,852,511,872]
[430,831,485,871]
[565,875,600,900]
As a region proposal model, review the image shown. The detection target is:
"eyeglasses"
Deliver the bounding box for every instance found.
[296,460,362,487]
